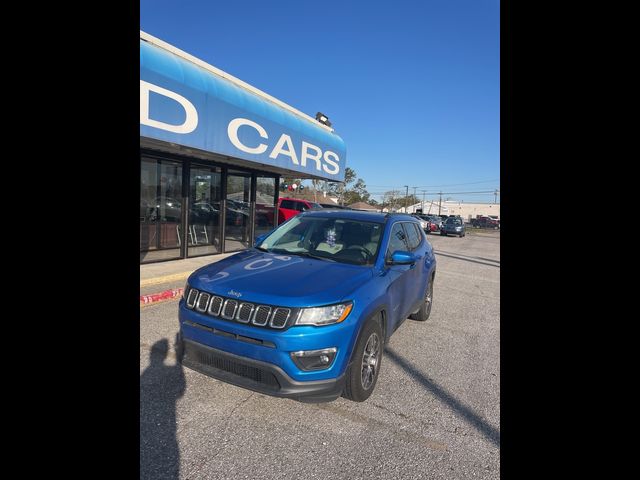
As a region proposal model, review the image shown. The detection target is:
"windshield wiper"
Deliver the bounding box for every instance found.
[268,248,336,262]
[255,245,269,252]
[296,251,337,262]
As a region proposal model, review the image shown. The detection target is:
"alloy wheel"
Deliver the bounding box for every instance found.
[361,333,380,390]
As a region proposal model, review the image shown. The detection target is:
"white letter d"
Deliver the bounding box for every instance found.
[140,80,198,134]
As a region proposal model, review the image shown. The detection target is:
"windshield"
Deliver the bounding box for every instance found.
[446,218,462,225]
[257,215,383,266]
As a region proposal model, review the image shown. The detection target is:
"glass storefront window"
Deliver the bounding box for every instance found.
[158,162,183,248]
[188,166,222,256]
[225,172,251,252]
[141,154,279,262]
[141,159,159,252]
[140,157,183,262]
[254,176,276,238]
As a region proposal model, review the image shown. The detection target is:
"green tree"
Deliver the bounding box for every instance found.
[326,167,357,205]
[382,190,401,211]
[344,178,370,205]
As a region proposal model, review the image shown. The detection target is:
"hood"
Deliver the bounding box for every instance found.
[188,250,374,307]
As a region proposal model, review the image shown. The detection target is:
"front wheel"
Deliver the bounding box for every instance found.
[410,277,434,321]
[343,317,384,402]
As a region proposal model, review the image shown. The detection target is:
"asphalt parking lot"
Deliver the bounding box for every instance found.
[140,230,500,479]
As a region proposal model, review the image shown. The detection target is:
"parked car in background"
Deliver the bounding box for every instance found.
[143,197,182,222]
[178,210,437,403]
[471,215,500,229]
[189,201,219,225]
[440,217,465,237]
[422,215,440,234]
[431,216,444,230]
[411,214,429,231]
[277,197,323,224]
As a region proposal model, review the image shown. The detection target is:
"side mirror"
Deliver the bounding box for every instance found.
[389,251,417,265]
[254,233,268,247]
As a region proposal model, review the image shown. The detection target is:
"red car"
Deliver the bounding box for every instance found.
[471,215,500,229]
[277,197,322,224]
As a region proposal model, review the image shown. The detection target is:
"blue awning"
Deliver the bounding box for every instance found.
[140,35,346,181]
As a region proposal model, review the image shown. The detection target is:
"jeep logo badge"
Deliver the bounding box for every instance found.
[227,289,242,298]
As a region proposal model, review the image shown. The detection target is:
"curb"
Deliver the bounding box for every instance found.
[140,288,184,306]
[140,272,191,288]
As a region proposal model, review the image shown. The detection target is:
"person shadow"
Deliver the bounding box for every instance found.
[140,336,186,480]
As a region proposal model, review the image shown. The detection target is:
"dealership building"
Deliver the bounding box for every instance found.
[140,31,347,263]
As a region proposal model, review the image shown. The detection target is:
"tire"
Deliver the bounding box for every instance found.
[410,276,434,322]
[343,316,384,402]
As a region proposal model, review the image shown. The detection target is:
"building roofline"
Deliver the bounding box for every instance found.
[140,30,334,134]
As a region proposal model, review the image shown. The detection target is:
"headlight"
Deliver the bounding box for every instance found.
[295,302,353,326]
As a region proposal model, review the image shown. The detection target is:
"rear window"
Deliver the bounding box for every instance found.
[404,223,422,250]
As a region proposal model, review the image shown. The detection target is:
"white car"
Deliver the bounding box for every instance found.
[412,215,429,231]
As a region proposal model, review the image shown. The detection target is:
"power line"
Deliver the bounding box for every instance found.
[367,190,498,196]
[366,179,499,188]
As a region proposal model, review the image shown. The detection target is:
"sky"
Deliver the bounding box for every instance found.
[140,0,500,204]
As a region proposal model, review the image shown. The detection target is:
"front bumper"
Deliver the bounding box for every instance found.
[180,338,346,403]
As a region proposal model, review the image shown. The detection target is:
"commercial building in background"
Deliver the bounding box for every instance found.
[140,31,347,263]
[405,201,500,220]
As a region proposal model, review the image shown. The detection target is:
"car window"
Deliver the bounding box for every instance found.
[386,223,409,260]
[280,199,295,210]
[404,222,422,250]
[295,202,306,212]
[258,215,383,266]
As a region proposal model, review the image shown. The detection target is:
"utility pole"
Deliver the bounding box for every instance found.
[421,190,426,213]
[494,189,498,204]
[438,191,442,216]
[404,185,409,213]
[412,186,417,209]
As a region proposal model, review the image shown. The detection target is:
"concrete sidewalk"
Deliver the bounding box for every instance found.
[140,252,238,305]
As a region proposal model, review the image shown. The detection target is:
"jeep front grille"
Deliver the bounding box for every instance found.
[253,306,271,326]
[195,292,210,312]
[184,290,296,330]
[208,296,223,316]
[222,299,238,319]
[236,303,254,323]
[270,308,290,329]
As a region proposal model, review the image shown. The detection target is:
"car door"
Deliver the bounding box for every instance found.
[384,222,413,332]
[402,222,430,312]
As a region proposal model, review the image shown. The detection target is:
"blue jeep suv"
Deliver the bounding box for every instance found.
[178,211,436,402]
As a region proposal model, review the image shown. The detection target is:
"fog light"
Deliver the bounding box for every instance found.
[291,347,337,371]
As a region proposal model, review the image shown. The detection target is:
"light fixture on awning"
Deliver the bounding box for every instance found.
[315,112,332,127]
